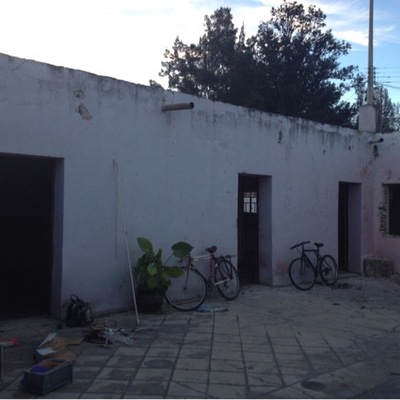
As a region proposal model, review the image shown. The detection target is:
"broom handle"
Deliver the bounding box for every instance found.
[113,159,140,325]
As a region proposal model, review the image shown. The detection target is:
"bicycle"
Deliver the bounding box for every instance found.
[288,241,338,290]
[164,245,240,311]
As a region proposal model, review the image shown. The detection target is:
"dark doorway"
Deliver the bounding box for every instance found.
[338,183,349,271]
[338,182,361,273]
[0,155,56,319]
[238,175,259,283]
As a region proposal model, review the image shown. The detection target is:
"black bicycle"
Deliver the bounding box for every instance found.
[165,245,240,311]
[288,241,338,290]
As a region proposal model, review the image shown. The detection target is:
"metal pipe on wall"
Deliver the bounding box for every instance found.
[161,102,194,112]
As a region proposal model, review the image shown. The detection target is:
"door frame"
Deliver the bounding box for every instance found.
[238,174,272,284]
[338,182,361,273]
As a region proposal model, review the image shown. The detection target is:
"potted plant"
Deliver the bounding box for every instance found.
[134,237,193,312]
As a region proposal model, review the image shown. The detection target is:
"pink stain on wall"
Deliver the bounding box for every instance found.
[276,261,288,275]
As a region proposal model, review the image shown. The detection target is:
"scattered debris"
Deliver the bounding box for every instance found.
[196,304,228,313]
[0,338,18,347]
[85,324,134,345]
[35,333,83,361]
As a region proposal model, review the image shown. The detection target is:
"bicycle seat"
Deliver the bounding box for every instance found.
[314,242,324,248]
[206,246,217,254]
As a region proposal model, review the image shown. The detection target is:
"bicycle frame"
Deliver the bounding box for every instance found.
[289,240,338,290]
[186,252,228,286]
[165,245,240,310]
[301,248,323,272]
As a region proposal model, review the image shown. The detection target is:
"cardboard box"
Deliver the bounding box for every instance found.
[35,333,83,361]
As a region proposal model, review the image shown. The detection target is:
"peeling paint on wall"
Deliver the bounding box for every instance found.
[359,159,374,179]
[74,89,92,121]
[77,103,92,121]
[379,185,388,233]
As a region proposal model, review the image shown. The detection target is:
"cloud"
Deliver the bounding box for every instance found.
[337,30,368,47]
[0,0,398,93]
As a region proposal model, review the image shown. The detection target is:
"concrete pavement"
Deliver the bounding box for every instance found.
[1,273,400,398]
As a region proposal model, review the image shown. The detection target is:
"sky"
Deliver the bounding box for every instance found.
[1,0,399,104]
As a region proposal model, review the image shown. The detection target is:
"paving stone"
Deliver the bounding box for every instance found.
[175,357,209,371]
[86,379,130,394]
[172,369,209,383]
[134,367,172,381]
[96,367,137,380]
[166,381,208,398]
[207,383,247,398]
[2,275,400,398]
[211,359,245,372]
[127,380,168,396]
[209,370,246,385]
[247,372,283,386]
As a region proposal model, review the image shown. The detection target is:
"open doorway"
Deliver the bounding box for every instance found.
[237,174,272,284]
[238,176,259,283]
[0,154,62,319]
[338,182,361,273]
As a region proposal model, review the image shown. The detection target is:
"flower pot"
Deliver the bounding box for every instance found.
[136,287,164,313]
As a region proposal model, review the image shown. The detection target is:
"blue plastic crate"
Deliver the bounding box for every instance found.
[22,358,73,395]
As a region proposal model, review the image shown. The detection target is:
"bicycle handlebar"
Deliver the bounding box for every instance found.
[289,240,310,250]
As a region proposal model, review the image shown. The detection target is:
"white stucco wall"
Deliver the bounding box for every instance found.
[369,133,400,262]
[1,53,399,317]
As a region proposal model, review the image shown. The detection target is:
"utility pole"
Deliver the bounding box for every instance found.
[366,0,374,105]
[359,0,377,132]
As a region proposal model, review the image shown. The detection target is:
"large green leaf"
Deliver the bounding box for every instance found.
[135,237,192,292]
[154,248,163,262]
[171,241,193,259]
[161,271,170,284]
[166,266,184,278]
[147,263,158,276]
[137,237,153,254]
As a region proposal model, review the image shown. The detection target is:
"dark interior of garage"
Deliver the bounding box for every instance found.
[0,154,54,319]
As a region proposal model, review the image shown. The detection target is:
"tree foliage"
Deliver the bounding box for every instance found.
[160,8,257,107]
[376,87,400,132]
[160,1,361,127]
[352,73,400,132]
[251,1,356,125]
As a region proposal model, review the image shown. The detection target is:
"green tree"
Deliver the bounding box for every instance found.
[160,37,201,96]
[159,1,358,126]
[250,0,356,125]
[351,73,400,132]
[375,87,400,132]
[160,7,256,106]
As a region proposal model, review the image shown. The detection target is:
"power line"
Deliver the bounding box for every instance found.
[382,84,400,90]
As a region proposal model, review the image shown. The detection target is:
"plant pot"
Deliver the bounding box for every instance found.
[136,287,164,313]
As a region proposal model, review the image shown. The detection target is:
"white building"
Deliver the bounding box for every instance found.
[0,53,399,319]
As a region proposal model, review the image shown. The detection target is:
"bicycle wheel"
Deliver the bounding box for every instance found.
[164,267,207,311]
[289,257,316,290]
[319,255,338,286]
[214,259,240,300]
